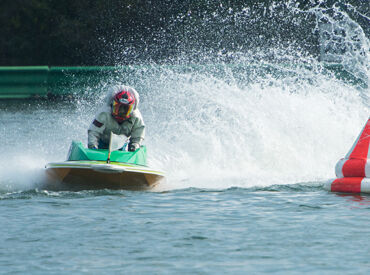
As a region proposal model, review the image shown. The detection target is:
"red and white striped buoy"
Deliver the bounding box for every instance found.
[325,117,370,193]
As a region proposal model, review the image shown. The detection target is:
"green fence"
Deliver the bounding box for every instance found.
[0,66,117,99]
[0,66,49,99]
[0,64,366,99]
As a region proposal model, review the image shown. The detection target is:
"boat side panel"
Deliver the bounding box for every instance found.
[45,167,163,191]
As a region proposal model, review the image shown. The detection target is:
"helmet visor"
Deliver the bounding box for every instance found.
[112,101,134,119]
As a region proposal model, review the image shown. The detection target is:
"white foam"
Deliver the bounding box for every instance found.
[143,68,368,190]
[0,155,48,192]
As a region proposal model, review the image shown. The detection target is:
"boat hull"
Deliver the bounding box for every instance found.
[45,161,164,191]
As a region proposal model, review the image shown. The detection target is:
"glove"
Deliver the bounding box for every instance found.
[128,143,139,152]
[88,144,98,149]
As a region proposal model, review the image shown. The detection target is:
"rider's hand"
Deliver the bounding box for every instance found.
[88,144,98,149]
[128,143,139,152]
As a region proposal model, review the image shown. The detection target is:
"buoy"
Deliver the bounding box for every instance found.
[325,117,370,193]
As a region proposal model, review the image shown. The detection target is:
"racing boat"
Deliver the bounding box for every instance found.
[45,140,165,191]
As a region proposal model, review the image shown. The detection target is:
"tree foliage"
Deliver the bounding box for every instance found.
[0,0,368,65]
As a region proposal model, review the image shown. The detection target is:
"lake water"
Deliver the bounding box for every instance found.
[1,186,370,274]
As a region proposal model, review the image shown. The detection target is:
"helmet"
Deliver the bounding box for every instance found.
[111,90,136,122]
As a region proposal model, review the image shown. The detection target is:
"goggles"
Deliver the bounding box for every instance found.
[112,100,134,119]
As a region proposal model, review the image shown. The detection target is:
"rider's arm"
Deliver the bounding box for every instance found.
[88,112,107,149]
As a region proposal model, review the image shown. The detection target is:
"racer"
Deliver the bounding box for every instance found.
[88,85,145,151]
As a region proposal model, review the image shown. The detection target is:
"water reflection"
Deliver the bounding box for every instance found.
[337,193,370,206]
